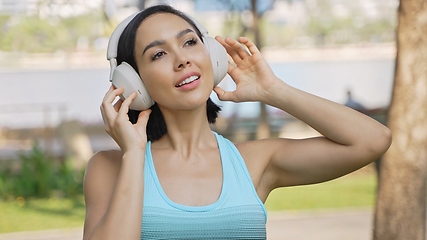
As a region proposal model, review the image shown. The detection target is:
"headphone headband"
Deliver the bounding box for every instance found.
[106,7,228,111]
[107,12,139,61]
[107,12,139,81]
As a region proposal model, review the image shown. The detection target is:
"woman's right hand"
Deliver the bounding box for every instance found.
[100,86,151,153]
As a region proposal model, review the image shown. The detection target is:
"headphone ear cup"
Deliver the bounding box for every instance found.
[111,62,154,111]
[203,36,228,86]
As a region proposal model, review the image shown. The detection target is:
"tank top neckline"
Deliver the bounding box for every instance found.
[146,132,228,212]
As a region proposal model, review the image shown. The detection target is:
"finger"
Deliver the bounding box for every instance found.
[227,61,236,73]
[118,91,137,116]
[101,86,124,117]
[101,87,125,121]
[103,85,114,97]
[102,85,123,103]
[101,86,114,109]
[100,106,108,125]
[215,35,232,51]
[225,37,251,59]
[100,102,113,133]
[215,36,243,64]
[135,109,152,129]
[213,86,235,102]
[238,37,261,56]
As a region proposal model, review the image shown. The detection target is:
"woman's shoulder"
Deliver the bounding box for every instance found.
[235,139,274,169]
[87,149,123,170]
[235,138,280,159]
[89,149,123,162]
[235,138,294,173]
[84,149,123,187]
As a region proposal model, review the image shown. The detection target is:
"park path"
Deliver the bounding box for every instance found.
[0,208,373,240]
[267,208,372,240]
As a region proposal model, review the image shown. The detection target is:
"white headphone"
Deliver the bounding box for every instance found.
[106,10,228,111]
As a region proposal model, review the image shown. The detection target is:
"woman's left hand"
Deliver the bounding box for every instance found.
[213,36,279,103]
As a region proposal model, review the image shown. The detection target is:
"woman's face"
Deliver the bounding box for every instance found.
[134,13,214,111]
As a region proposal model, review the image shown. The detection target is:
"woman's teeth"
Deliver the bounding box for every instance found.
[176,76,199,87]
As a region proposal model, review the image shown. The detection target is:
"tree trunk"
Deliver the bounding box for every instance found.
[138,0,146,10]
[373,0,427,239]
[250,0,271,139]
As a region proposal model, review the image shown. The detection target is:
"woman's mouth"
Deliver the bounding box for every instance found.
[176,75,200,87]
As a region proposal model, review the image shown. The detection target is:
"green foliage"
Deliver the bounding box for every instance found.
[0,143,84,199]
[18,143,54,197]
[0,12,105,53]
[57,158,84,197]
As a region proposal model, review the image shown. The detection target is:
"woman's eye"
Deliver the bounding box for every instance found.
[151,51,165,60]
[184,38,198,47]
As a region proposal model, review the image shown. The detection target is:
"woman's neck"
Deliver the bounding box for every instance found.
[153,105,217,153]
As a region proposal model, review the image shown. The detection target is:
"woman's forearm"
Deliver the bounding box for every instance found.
[263,78,391,152]
[85,150,145,240]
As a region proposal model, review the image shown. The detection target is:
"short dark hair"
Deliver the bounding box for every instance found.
[116,4,221,142]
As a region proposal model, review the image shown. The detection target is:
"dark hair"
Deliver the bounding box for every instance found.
[116,4,221,142]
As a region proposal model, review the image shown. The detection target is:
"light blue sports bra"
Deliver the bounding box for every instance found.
[142,132,267,239]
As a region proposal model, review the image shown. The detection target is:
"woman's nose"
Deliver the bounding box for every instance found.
[177,61,190,69]
[175,55,191,70]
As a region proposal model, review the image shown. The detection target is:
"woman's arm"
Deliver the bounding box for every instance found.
[214,36,392,196]
[83,87,151,240]
[83,149,145,240]
[240,81,391,189]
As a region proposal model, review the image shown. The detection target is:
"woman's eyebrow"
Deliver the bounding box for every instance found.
[142,28,195,55]
[142,40,165,55]
[176,28,194,39]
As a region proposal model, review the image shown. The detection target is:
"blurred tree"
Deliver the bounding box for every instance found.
[305,0,397,46]
[250,0,271,139]
[138,0,146,10]
[218,0,277,139]
[243,0,300,139]
[0,14,103,53]
[373,0,427,239]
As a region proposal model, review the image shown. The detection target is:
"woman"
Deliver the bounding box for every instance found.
[83,4,391,240]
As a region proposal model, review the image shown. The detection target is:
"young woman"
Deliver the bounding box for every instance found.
[83,4,392,240]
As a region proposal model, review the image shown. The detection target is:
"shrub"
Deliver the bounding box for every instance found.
[0,142,84,199]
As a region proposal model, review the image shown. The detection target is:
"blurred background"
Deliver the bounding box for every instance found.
[0,0,397,238]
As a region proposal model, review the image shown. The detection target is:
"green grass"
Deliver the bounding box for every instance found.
[265,172,377,211]
[0,196,85,233]
[0,171,377,233]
